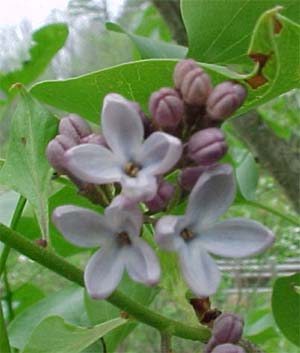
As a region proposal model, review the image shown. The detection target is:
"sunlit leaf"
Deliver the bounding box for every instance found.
[21,316,126,353]
[181,0,300,65]
[31,8,300,124]
[8,286,87,350]
[0,88,58,236]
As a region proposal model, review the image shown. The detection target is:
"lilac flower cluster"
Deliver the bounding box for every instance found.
[47,60,274,301]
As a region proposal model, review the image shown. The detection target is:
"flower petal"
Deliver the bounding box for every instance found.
[85,246,125,299]
[186,164,235,229]
[102,94,144,160]
[179,241,221,297]
[52,205,113,247]
[65,144,122,184]
[155,215,185,251]
[140,132,183,175]
[125,239,160,285]
[121,172,158,201]
[200,218,275,258]
[105,204,142,238]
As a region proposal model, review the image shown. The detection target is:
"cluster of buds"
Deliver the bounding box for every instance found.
[46,60,274,302]
[147,59,246,191]
[205,313,245,353]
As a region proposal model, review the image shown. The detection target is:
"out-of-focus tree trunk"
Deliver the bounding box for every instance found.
[152,0,300,213]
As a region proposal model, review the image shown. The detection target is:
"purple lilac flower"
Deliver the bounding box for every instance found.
[52,201,160,299]
[155,164,274,297]
[65,94,183,201]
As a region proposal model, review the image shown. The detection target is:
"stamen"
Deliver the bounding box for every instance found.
[180,228,194,241]
[124,161,140,177]
[116,231,131,246]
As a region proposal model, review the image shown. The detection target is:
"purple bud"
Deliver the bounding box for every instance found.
[207,82,247,121]
[46,135,76,173]
[174,59,199,88]
[213,313,244,344]
[80,133,107,147]
[174,60,212,106]
[211,344,245,353]
[145,180,174,212]
[59,114,92,142]
[149,87,184,128]
[180,165,214,190]
[187,128,227,165]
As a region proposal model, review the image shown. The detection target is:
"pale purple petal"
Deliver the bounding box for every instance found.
[65,144,122,184]
[102,94,144,161]
[179,241,221,297]
[108,195,142,230]
[140,132,183,175]
[200,218,275,258]
[84,246,125,299]
[52,206,113,247]
[155,216,185,251]
[105,205,142,238]
[121,172,158,201]
[186,164,235,229]
[125,239,160,285]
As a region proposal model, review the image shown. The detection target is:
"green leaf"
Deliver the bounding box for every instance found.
[182,0,300,65]
[106,22,187,59]
[85,274,158,352]
[245,308,278,344]
[8,286,88,350]
[30,5,300,124]
[272,273,300,347]
[236,152,258,201]
[21,316,126,353]
[0,23,68,94]
[12,283,45,316]
[49,185,103,257]
[0,88,58,236]
[0,190,19,226]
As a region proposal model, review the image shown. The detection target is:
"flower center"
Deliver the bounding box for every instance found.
[116,231,131,246]
[124,161,140,177]
[180,228,194,241]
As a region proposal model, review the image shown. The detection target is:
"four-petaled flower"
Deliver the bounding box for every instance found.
[65,94,183,201]
[155,164,274,297]
[52,201,160,299]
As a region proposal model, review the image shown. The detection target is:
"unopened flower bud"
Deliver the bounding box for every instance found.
[213,313,244,344]
[81,133,107,146]
[174,60,212,106]
[59,114,92,142]
[180,165,213,190]
[187,128,227,165]
[46,134,76,173]
[145,180,174,212]
[207,82,247,121]
[211,344,245,353]
[149,87,184,128]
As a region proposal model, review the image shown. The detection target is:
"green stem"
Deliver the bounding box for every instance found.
[0,300,11,353]
[0,196,26,278]
[0,223,210,342]
[3,270,14,322]
[240,200,300,226]
[161,332,172,353]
